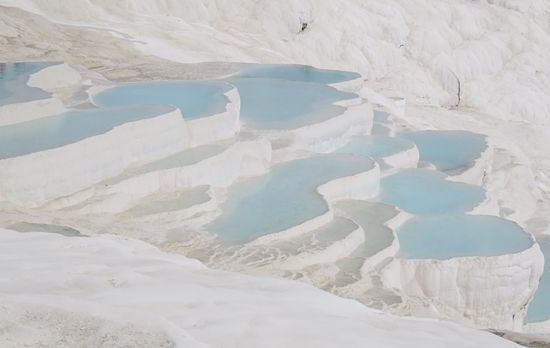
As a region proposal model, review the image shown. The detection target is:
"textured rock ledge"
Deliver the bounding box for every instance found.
[380,241,544,331]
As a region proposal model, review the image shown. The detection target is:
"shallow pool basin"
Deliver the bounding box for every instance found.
[397,214,534,259]
[378,169,486,215]
[398,130,487,173]
[207,154,375,241]
[226,77,357,130]
[94,80,231,119]
[0,104,174,160]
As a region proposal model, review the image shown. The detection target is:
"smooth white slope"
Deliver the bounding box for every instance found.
[0,229,520,348]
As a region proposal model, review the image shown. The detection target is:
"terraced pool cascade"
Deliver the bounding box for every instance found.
[0,62,59,105]
[225,77,357,130]
[0,104,174,160]
[377,169,486,215]
[206,154,377,242]
[396,215,534,260]
[233,64,361,84]
[93,80,232,118]
[398,130,487,173]
[335,135,414,159]
[525,236,550,323]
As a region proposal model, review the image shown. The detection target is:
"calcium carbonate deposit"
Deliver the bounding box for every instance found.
[1,1,549,347]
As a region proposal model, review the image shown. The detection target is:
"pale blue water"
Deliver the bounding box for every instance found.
[378,169,486,215]
[207,154,376,241]
[336,135,413,159]
[397,215,533,259]
[234,64,360,84]
[526,236,550,323]
[398,130,487,172]
[226,77,357,129]
[0,62,58,106]
[0,105,173,159]
[94,80,231,118]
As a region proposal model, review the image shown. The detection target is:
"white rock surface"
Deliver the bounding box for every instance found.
[27,62,81,91]
[381,242,544,331]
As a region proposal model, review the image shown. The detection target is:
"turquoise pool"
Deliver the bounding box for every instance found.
[0,62,58,106]
[397,215,534,259]
[233,64,360,84]
[526,236,550,323]
[398,130,487,173]
[94,80,231,119]
[336,135,413,159]
[378,169,486,215]
[226,77,357,129]
[0,105,173,159]
[207,154,375,241]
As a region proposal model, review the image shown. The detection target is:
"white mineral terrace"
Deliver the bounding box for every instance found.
[3,2,549,346]
[0,59,545,339]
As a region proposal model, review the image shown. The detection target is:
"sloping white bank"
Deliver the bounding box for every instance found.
[0,229,521,348]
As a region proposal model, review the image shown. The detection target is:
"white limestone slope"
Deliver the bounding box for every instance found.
[0,229,522,348]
